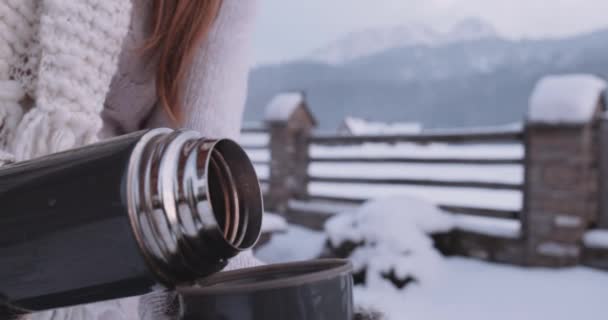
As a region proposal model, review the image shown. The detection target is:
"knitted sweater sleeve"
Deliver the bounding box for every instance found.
[146,0,257,141]
[144,0,262,271]
[138,3,262,320]
[180,0,263,271]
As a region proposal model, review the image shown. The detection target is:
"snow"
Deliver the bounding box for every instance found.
[352,245,446,290]
[261,212,288,233]
[309,24,438,65]
[310,142,523,160]
[310,182,522,211]
[308,18,497,65]
[257,221,608,320]
[255,225,326,263]
[288,199,359,215]
[244,149,269,162]
[528,74,606,124]
[256,189,608,320]
[554,215,582,228]
[308,141,523,211]
[341,116,422,135]
[325,196,453,248]
[264,92,304,122]
[252,164,268,179]
[309,162,522,184]
[324,196,453,288]
[423,122,522,134]
[536,242,579,257]
[243,135,524,211]
[354,257,608,320]
[259,182,268,194]
[447,17,497,42]
[583,230,608,249]
[257,222,608,320]
[240,129,526,217]
[453,215,521,238]
[239,133,268,147]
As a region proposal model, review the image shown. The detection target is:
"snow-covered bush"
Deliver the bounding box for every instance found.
[324,196,453,290]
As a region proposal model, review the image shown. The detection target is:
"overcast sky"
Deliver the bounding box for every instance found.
[253,0,608,65]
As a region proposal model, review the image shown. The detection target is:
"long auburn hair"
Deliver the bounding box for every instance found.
[142,0,223,123]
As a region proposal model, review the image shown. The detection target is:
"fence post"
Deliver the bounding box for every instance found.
[264,91,316,214]
[598,113,608,228]
[523,74,606,266]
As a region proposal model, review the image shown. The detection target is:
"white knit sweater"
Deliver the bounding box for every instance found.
[0,0,132,161]
[0,0,259,319]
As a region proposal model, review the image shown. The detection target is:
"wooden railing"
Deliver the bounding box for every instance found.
[309,130,524,145]
[240,123,524,222]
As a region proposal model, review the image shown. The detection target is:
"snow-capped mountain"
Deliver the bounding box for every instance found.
[245,21,608,130]
[309,18,498,65]
[443,18,497,42]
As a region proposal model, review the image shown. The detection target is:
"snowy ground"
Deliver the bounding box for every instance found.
[356,257,608,320]
[244,130,608,320]
[256,224,326,263]
[256,224,608,320]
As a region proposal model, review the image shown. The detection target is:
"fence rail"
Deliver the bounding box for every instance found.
[309,157,524,165]
[251,160,270,166]
[239,144,268,150]
[241,124,524,221]
[241,124,268,134]
[307,176,523,190]
[438,205,520,219]
[309,130,523,145]
[296,195,520,219]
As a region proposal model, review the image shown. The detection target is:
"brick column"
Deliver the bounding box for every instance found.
[264,92,316,214]
[523,75,606,266]
[598,116,608,228]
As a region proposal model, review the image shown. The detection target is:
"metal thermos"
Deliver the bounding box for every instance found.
[0,128,263,313]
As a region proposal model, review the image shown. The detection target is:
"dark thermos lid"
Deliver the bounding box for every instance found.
[178,259,354,320]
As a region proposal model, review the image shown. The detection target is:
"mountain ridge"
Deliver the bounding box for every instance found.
[245,25,608,130]
[308,17,498,65]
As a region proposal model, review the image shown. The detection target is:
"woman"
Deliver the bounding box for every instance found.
[0,0,259,319]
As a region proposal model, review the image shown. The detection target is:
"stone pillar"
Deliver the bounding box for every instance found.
[523,74,606,266]
[598,115,608,228]
[264,92,316,214]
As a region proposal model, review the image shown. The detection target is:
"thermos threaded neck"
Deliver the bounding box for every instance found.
[126,129,263,286]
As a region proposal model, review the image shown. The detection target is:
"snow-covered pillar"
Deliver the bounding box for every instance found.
[264,91,317,214]
[524,74,606,266]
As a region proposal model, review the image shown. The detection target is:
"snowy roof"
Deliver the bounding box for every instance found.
[528,74,606,125]
[264,92,305,122]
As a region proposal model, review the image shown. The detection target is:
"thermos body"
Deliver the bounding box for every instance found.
[0,130,153,311]
[0,129,263,312]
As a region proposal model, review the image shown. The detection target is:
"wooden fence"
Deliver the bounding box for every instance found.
[241,76,608,269]
[241,123,524,221]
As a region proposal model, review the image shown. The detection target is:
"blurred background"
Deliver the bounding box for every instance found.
[247,0,608,130]
[244,1,608,319]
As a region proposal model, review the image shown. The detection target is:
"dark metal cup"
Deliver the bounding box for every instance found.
[179,259,354,320]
